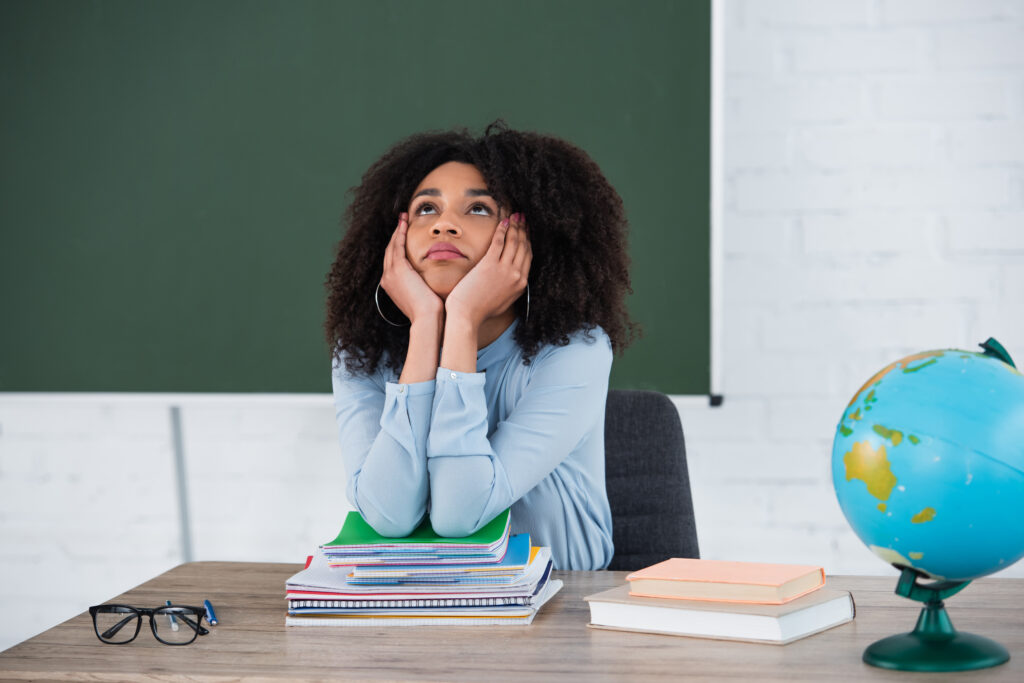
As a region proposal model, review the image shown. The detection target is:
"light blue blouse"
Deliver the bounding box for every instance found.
[331,320,615,570]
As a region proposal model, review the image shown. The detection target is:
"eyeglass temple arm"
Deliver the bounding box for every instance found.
[101,615,136,640]
[176,613,210,636]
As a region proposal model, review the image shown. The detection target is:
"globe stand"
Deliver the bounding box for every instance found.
[863,568,1010,671]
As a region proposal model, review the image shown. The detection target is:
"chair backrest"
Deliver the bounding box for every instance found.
[603,389,699,571]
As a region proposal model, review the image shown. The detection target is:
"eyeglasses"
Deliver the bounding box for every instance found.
[88,604,210,645]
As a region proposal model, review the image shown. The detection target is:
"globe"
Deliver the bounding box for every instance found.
[831,340,1024,581]
[831,339,1024,671]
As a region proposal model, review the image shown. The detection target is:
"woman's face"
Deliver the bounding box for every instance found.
[405,161,504,298]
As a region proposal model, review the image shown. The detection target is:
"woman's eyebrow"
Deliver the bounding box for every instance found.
[411,188,492,199]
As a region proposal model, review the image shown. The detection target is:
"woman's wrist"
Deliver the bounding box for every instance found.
[439,312,479,374]
[411,308,445,343]
[407,298,445,327]
[443,298,484,330]
[443,305,478,331]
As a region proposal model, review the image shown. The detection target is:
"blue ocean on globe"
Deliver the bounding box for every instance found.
[831,345,1024,581]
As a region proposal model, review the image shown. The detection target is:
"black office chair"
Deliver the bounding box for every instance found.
[603,389,699,571]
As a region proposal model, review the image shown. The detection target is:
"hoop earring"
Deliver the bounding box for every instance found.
[524,283,530,325]
[375,283,407,327]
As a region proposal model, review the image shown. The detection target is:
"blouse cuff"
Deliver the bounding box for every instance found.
[385,379,436,397]
[435,367,486,387]
[380,379,435,454]
[428,367,490,458]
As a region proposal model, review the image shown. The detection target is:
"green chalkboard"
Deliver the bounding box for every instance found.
[0,0,710,394]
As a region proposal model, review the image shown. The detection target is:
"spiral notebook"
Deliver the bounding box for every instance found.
[285,576,562,626]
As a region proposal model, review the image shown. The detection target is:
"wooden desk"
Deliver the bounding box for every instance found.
[1,562,1021,681]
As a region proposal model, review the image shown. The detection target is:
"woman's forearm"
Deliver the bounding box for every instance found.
[399,313,444,384]
[426,334,613,538]
[439,312,479,374]
[332,369,434,538]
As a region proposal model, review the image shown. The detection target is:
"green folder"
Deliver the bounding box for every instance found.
[324,509,511,547]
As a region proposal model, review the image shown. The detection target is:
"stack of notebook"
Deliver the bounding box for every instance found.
[286,509,562,626]
[585,558,855,645]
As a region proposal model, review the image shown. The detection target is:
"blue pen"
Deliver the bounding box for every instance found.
[204,599,218,626]
[165,600,179,631]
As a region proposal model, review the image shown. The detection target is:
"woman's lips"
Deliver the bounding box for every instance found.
[426,244,465,260]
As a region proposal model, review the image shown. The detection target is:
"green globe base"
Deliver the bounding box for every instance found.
[864,592,1010,672]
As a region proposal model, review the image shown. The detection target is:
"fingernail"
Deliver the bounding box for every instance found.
[501,218,510,227]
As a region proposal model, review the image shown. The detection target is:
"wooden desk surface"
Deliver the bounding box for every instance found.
[1,562,1021,682]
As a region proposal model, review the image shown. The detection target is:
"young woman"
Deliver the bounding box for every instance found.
[325,123,636,570]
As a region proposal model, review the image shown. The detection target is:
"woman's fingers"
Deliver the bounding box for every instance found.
[500,215,520,264]
[487,217,509,259]
[383,219,398,272]
[383,213,410,275]
[507,215,531,299]
[515,239,532,284]
[395,213,410,264]
[510,214,530,272]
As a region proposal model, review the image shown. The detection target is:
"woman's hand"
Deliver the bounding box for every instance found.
[445,213,532,328]
[380,213,444,325]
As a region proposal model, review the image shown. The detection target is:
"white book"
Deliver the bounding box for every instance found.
[584,584,854,645]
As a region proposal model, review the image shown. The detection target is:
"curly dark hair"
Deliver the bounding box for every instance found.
[325,122,637,375]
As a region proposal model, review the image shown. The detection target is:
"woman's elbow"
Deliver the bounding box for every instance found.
[428,505,479,539]
[358,505,424,538]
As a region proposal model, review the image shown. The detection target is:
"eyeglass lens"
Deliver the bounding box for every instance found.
[92,606,141,644]
[152,607,200,645]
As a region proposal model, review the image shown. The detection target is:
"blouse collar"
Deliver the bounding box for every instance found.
[476,319,519,371]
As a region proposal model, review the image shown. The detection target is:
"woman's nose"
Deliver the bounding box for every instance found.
[430,213,462,236]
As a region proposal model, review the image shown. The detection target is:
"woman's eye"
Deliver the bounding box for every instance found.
[415,203,437,216]
[469,204,492,216]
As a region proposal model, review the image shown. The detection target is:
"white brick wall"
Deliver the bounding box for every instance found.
[878,0,1016,25]
[704,0,1024,583]
[182,401,350,562]
[2,0,1024,653]
[0,401,183,651]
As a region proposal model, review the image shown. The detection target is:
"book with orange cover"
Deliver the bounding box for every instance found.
[625,558,825,605]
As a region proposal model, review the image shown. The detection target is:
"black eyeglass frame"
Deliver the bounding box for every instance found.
[88,604,210,645]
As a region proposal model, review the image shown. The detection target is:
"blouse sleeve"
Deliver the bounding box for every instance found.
[425,333,612,537]
[331,358,435,537]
